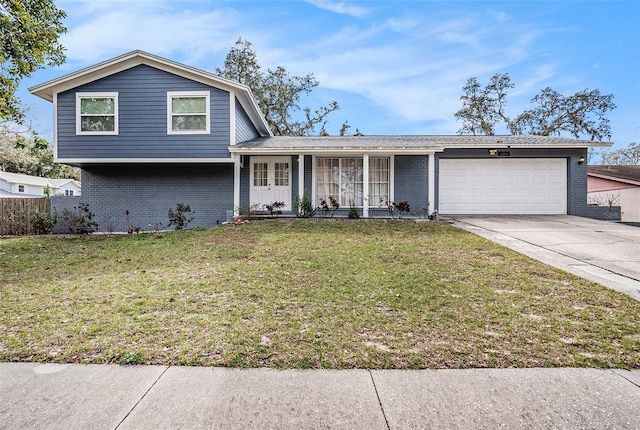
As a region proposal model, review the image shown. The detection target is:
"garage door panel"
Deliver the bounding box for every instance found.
[439,158,567,215]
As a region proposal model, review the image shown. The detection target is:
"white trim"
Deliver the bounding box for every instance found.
[311,155,317,205]
[389,155,395,203]
[76,92,118,135]
[56,157,234,164]
[233,154,241,216]
[298,154,305,201]
[363,154,369,217]
[428,153,436,215]
[167,91,210,135]
[229,92,236,145]
[53,93,59,161]
[230,148,443,155]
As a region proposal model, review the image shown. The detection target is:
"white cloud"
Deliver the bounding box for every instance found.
[57,1,258,69]
[304,0,370,18]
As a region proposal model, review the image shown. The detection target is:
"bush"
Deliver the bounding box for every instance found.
[168,203,195,230]
[348,202,360,219]
[265,201,285,216]
[319,195,340,217]
[296,191,315,218]
[59,203,98,234]
[31,208,55,234]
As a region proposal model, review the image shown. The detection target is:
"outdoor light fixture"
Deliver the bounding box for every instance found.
[578,156,585,164]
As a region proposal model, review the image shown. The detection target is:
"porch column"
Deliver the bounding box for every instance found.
[428,152,435,216]
[233,154,241,217]
[298,154,305,203]
[363,154,369,217]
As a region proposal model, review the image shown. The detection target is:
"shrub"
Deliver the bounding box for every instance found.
[59,203,98,234]
[387,201,410,219]
[31,208,55,234]
[296,191,315,218]
[395,201,410,218]
[348,202,360,219]
[168,203,195,230]
[319,196,340,217]
[265,201,285,216]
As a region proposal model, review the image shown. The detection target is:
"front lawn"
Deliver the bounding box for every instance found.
[1,221,638,369]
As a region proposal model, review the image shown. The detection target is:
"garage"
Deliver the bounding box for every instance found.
[438,158,567,215]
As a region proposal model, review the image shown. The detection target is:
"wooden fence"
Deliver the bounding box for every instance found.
[0,197,51,236]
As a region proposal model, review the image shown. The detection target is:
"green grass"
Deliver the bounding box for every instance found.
[1,220,639,369]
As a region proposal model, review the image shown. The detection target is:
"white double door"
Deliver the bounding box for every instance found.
[250,156,292,210]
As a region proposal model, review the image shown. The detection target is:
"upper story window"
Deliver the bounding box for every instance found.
[167,91,210,134]
[18,184,25,193]
[65,190,74,196]
[76,92,118,135]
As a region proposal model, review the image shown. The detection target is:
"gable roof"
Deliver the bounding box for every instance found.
[50,178,81,188]
[588,165,640,186]
[0,172,80,188]
[0,171,55,187]
[29,50,272,137]
[231,134,612,155]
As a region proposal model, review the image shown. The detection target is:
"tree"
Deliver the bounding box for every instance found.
[455,73,616,141]
[0,125,79,179]
[216,38,340,136]
[454,74,513,135]
[597,142,640,165]
[0,0,67,124]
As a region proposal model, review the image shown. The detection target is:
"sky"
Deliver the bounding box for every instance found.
[17,0,640,150]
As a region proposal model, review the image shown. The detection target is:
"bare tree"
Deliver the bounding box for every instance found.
[216,38,341,136]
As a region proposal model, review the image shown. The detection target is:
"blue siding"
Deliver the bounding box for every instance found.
[81,164,233,232]
[57,65,231,159]
[435,147,589,216]
[394,155,429,213]
[235,99,259,143]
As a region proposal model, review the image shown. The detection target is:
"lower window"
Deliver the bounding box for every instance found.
[316,157,389,207]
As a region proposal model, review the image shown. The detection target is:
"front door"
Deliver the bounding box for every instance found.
[250,156,292,210]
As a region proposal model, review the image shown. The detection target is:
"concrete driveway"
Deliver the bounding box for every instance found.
[452,216,640,301]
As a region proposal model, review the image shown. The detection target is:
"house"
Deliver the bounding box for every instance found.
[29,51,611,231]
[0,171,81,197]
[588,165,640,223]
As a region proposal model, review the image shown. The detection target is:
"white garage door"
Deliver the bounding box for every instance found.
[439,158,567,214]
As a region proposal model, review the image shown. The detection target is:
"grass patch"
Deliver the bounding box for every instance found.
[1,221,638,369]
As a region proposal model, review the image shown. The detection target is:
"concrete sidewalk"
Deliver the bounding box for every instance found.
[452,216,640,301]
[1,363,639,429]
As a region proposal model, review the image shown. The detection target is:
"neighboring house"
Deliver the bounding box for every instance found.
[0,171,81,197]
[29,51,610,232]
[588,165,640,222]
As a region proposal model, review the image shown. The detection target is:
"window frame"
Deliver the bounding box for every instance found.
[17,184,25,193]
[315,156,391,208]
[76,92,119,135]
[167,91,211,135]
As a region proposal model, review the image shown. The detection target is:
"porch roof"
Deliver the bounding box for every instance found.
[230,135,611,154]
